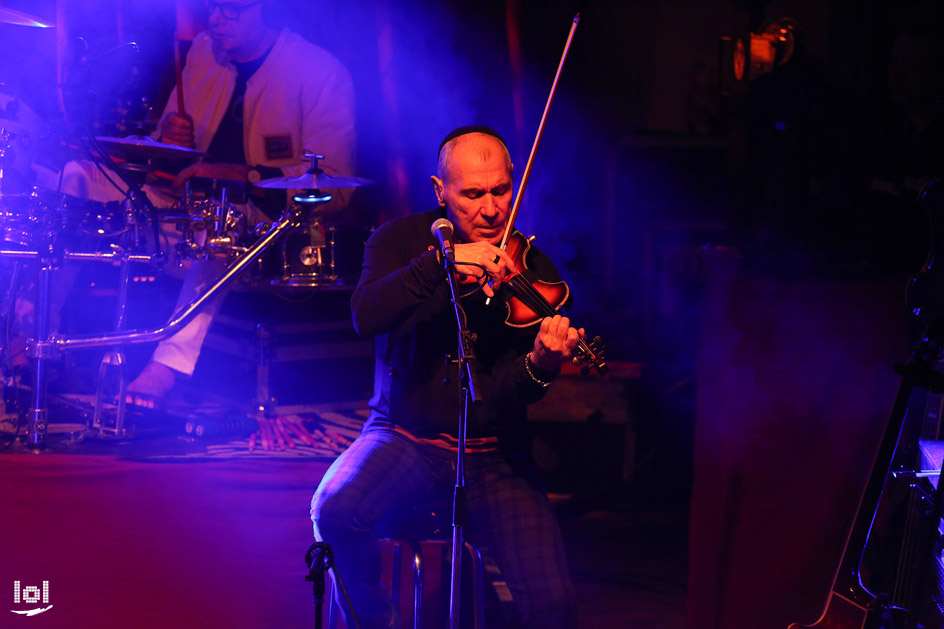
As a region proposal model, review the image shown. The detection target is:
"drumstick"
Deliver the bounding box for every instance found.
[260,419,273,450]
[311,428,335,449]
[282,416,318,448]
[275,417,295,449]
[265,418,284,450]
[174,29,186,116]
[325,428,353,447]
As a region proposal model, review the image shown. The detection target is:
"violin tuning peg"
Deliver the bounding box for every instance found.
[527,235,536,243]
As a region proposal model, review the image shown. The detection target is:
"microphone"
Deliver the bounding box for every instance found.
[430,218,456,265]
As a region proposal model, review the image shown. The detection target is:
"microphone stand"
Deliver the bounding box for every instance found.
[305,542,333,629]
[441,254,481,629]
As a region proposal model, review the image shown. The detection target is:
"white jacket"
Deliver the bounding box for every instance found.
[160,28,356,184]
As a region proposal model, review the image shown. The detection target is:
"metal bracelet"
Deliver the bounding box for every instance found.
[524,352,553,388]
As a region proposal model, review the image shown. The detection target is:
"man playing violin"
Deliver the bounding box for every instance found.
[311,126,579,628]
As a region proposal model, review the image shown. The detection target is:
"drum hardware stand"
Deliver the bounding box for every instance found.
[327,223,338,281]
[174,182,200,260]
[48,210,302,347]
[92,350,129,437]
[251,322,277,419]
[82,133,166,268]
[174,181,246,262]
[300,221,340,284]
[210,185,231,253]
[92,235,140,438]
[0,127,19,189]
[59,156,162,436]
[16,205,306,445]
[26,261,53,448]
[4,242,157,447]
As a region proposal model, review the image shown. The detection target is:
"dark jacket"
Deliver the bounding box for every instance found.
[351,208,561,448]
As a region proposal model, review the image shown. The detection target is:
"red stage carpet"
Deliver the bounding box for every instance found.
[1,453,332,628]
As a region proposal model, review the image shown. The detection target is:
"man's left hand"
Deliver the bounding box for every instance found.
[530,315,583,371]
[174,162,252,189]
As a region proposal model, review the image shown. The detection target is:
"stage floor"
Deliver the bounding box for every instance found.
[0,399,680,629]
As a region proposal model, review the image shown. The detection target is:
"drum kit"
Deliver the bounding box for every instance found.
[163,150,372,289]
[1,103,371,280]
[0,7,374,448]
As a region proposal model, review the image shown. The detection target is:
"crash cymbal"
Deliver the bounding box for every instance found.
[255,171,373,190]
[94,135,206,161]
[0,8,55,28]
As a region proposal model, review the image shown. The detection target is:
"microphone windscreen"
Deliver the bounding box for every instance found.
[430,217,454,238]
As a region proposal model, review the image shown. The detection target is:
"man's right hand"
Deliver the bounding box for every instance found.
[453,241,516,298]
[160,112,195,147]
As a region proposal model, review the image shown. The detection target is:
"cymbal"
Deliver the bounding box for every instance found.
[255,171,373,190]
[94,135,206,161]
[0,8,55,28]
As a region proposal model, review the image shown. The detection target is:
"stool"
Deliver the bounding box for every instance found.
[324,519,490,628]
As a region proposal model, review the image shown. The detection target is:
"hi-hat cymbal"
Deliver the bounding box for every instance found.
[94,135,206,161]
[255,171,373,190]
[0,8,55,28]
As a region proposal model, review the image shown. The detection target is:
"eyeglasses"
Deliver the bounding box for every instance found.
[205,0,262,20]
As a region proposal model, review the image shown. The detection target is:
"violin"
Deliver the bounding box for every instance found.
[499,230,608,374]
[500,231,568,327]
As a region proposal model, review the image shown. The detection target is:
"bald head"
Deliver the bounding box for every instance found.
[437,133,512,183]
[431,133,514,244]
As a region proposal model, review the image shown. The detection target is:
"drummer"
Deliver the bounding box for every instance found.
[62,0,356,406]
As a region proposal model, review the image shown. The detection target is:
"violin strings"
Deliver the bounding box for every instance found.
[508,275,598,361]
[509,275,559,318]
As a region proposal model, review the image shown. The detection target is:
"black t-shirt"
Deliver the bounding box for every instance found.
[205,50,270,164]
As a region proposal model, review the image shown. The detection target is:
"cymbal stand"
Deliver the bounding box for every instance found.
[92,198,146,438]
[26,258,53,448]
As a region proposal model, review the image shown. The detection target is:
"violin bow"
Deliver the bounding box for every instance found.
[498,13,580,252]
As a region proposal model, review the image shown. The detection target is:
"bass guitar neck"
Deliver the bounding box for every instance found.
[788,379,916,628]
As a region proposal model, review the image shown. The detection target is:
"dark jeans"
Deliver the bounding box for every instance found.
[310,427,576,628]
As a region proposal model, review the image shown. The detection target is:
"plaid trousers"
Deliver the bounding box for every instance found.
[311,426,576,628]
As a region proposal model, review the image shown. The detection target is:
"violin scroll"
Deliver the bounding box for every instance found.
[573,335,608,375]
